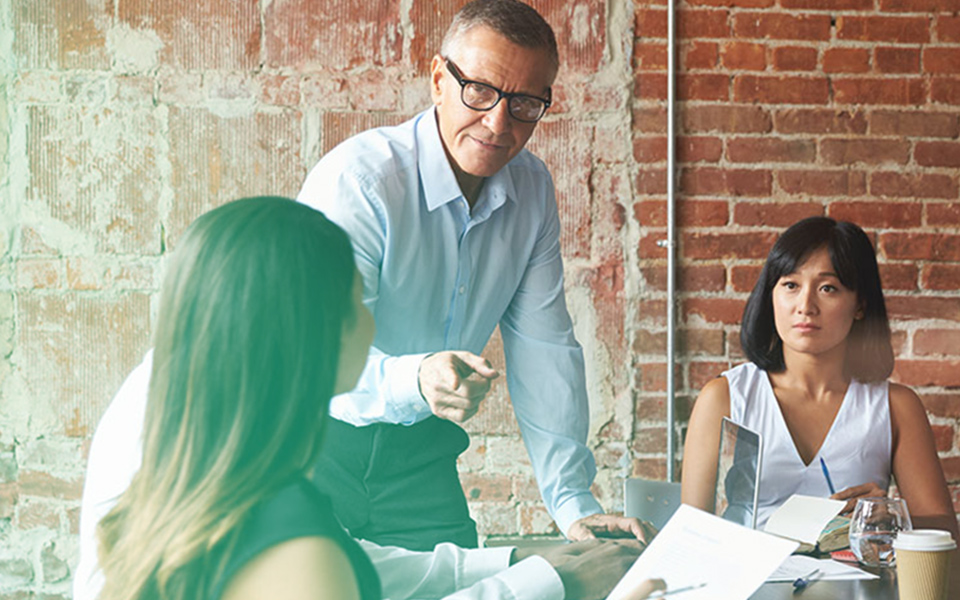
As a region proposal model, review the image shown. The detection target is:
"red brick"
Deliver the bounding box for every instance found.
[823,48,871,73]
[634,107,668,134]
[634,136,667,163]
[18,293,151,437]
[636,168,668,196]
[682,105,773,134]
[684,42,719,70]
[460,473,513,502]
[732,12,832,40]
[16,499,59,530]
[914,330,960,356]
[870,172,958,200]
[678,199,730,227]
[683,328,727,355]
[638,232,668,259]
[834,78,926,105]
[731,264,764,292]
[168,108,304,245]
[683,231,778,259]
[944,457,960,484]
[678,9,732,38]
[634,329,666,355]
[122,0,259,70]
[633,426,668,455]
[258,74,300,106]
[893,360,960,387]
[18,472,82,500]
[635,42,668,70]
[636,9,668,38]
[931,425,956,452]
[17,259,60,289]
[922,394,960,419]
[873,47,919,74]
[678,136,724,163]
[837,16,931,44]
[532,3,607,75]
[26,106,163,254]
[928,203,960,226]
[932,78,960,105]
[520,505,560,536]
[773,46,818,71]
[0,483,17,520]
[13,0,110,69]
[877,263,918,291]
[727,138,816,163]
[635,299,669,326]
[265,0,400,70]
[631,458,668,480]
[882,233,960,261]
[734,75,830,104]
[634,200,667,227]
[915,142,960,168]
[925,49,960,75]
[635,72,668,100]
[880,0,960,10]
[680,167,773,197]
[775,108,868,134]
[689,361,731,390]
[637,362,670,392]
[777,169,867,197]
[157,70,203,105]
[785,0,874,6]
[869,111,960,138]
[886,296,960,321]
[828,201,923,229]
[734,201,823,226]
[643,265,727,292]
[821,139,910,166]
[678,74,730,101]
[684,297,748,324]
[922,265,960,290]
[721,42,767,70]
[937,15,960,43]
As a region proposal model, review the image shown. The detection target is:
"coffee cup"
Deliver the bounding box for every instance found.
[893,529,956,600]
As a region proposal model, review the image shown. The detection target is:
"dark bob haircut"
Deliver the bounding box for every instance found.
[740,216,894,382]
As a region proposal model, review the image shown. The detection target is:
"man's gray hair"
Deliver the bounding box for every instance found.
[440,0,559,69]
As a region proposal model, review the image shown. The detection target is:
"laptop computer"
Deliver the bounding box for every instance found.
[714,417,763,529]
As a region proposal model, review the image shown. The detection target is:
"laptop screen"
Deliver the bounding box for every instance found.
[715,417,763,529]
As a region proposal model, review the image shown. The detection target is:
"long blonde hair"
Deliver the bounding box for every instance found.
[97,197,356,600]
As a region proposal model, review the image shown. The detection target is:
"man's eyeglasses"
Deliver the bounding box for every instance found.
[444,58,551,124]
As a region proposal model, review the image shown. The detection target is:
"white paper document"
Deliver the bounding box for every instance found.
[763,495,845,545]
[767,555,878,582]
[607,504,799,600]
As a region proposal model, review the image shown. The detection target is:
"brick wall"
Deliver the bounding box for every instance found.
[0,0,957,596]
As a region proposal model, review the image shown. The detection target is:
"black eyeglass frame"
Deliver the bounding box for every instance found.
[443,58,552,123]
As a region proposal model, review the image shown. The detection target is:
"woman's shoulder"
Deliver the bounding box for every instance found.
[221,536,360,600]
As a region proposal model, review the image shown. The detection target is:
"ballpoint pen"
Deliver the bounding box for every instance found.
[792,568,822,593]
[647,583,708,598]
[819,457,836,495]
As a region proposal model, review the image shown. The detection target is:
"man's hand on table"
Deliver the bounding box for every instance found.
[515,540,656,600]
[418,351,499,423]
[567,513,658,544]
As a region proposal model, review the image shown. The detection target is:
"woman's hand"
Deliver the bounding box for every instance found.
[831,482,887,514]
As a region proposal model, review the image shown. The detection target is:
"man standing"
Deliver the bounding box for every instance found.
[299,0,648,551]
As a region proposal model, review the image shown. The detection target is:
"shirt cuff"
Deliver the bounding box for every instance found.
[496,556,565,600]
[456,545,514,586]
[553,493,604,539]
[384,352,433,423]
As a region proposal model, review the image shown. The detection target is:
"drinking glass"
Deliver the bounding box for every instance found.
[848,497,913,567]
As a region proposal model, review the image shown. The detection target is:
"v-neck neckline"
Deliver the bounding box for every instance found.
[760,371,854,468]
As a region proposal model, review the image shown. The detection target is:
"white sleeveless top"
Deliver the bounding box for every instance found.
[724,362,892,528]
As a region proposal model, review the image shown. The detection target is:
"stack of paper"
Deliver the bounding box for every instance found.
[767,555,878,582]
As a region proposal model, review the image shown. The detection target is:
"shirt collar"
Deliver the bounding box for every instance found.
[416,107,517,215]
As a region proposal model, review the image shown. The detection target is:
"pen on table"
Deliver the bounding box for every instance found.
[819,457,836,495]
[792,568,822,593]
[647,583,707,598]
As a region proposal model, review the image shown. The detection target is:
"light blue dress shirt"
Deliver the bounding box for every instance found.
[297,107,602,534]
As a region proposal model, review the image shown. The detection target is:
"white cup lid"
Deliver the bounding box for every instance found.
[893,530,957,552]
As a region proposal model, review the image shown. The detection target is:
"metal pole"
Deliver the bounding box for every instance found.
[665,0,678,483]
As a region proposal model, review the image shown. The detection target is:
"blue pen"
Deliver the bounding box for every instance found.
[819,457,836,495]
[792,569,822,592]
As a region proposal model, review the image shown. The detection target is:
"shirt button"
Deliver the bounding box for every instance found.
[459,286,466,294]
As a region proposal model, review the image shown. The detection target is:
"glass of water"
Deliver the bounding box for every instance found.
[849,497,912,567]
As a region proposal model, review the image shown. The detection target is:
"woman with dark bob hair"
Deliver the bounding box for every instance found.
[681,216,957,539]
